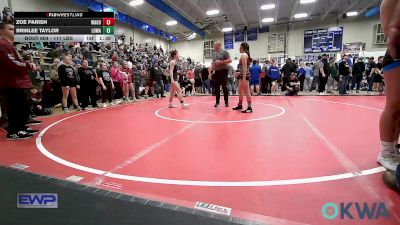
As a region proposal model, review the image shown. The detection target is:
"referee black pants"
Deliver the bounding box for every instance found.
[214,69,229,105]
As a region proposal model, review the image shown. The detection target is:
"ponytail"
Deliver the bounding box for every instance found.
[240,42,251,64]
[246,50,252,64]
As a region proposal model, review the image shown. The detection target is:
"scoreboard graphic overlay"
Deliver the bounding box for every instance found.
[14,12,115,42]
[304,27,343,53]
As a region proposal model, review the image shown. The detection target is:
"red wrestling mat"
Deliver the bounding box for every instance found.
[1,96,399,224]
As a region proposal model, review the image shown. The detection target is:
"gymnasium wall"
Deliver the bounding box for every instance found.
[0,0,8,10]
[5,0,169,49]
[171,16,386,63]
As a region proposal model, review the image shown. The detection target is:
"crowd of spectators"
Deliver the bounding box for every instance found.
[11,41,207,113]
[1,40,387,128]
[246,53,385,96]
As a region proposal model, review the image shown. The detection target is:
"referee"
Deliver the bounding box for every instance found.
[211,41,231,107]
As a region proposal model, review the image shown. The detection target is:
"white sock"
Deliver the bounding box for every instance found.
[381,141,396,157]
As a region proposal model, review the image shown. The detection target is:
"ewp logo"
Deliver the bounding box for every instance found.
[17,193,58,208]
[322,202,389,220]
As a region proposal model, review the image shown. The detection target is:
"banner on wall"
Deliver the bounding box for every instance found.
[247,28,258,41]
[267,33,286,53]
[259,26,269,33]
[235,29,245,42]
[343,42,366,52]
[304,27,343,53]
[224,31,234,50]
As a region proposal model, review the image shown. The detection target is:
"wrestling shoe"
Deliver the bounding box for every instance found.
[232,105,243,110]
[7,131,33,140]
[25,128,39,135]
[241,106,253,113]
[377,151,400,171]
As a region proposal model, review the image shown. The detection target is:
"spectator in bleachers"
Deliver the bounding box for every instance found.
[249,60,261,96]
[285,73,300,96]
[82,46,93,65]
[194,64,203,94]
[118,64,130,102]
[297,62,306,92]
[110,61,123,103]
[318,54,330,95]
[261,60,270,94]
[78,59,98,109]
[121,60,136,101]
[327,57,338,94]
[338,54,351,95]
[111,51,118,62]
[97,62,114,108]
[181,76,193,96]
[201,66,210,94]
[150,61,165,98]
[227,64,236,95]
[372,64,384,94]
[268,60,280,95]
[186,67,195,95]
[73,53,83,66]
[133,65,142,99]
[310,57,321,92]
[352,57,365,93]
[47,44,63,59]
[304,63,313,92]
[58,55,81,113]
[25,54,42,92]
[366,57,376,92]
[280,58,296,92]
[377,55,384,70]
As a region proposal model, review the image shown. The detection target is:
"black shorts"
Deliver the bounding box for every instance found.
[383,49,400,72]
[61,80,78,87]
[374,74,383,83]
[238,74,250,80]
[195,79,202,87]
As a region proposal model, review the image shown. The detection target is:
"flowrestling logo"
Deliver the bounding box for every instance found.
[17,193,58,208]
[322,202,389,220]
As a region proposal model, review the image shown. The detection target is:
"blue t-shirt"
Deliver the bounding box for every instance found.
[298,67,306,76]
[249,64,261,81]
[268,66,280,79]
[305,66,313,77]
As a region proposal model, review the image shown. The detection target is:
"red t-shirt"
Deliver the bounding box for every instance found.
[110,66,120,82]
[0,39,33,89]
[121,67,133,83]
[111,54,118,62]
[187,70,194,79]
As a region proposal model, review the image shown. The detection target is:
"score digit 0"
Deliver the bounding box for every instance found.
[103,26,114,34]
[103,18,114,26]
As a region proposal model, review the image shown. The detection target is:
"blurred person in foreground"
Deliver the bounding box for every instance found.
[379,0,400,191]
[0,15,39,140]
